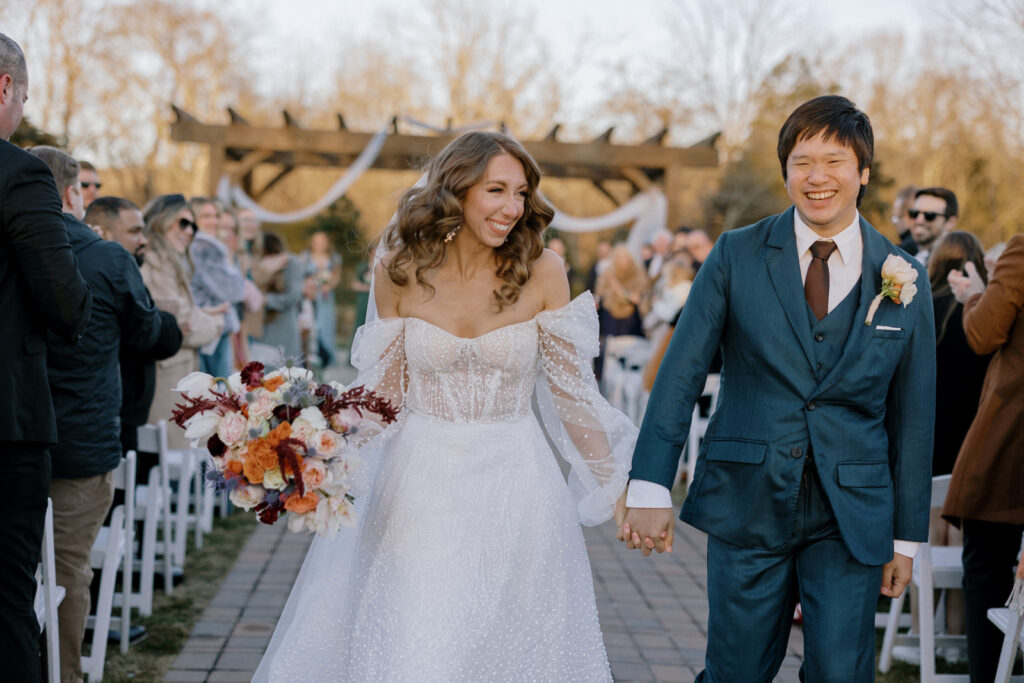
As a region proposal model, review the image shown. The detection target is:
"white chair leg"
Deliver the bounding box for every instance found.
[995,610,1023,683]
[878,589,907,673]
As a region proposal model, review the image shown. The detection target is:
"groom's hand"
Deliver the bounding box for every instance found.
[879,553,913,598]
[621,508,674,556]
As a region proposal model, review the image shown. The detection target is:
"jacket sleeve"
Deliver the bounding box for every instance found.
[117,249,164,353]
[4,158,92,342]
[148,310,184,361]
[629,230,730,489]
[190,238,247,306]
[886,262,936,543]
[962,234,1024,355]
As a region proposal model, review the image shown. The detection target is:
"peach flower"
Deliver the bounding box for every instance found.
[284,490,319,514]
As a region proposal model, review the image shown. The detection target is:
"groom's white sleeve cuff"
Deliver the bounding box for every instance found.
[626,479,673,508]
[894,540,920,559]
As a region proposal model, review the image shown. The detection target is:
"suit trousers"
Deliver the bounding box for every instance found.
[697,459,883,683]
[0,445,51,683]
[961,518,1024,683]
[50,472,115,683]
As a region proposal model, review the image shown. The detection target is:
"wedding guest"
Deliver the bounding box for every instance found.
[891,185,919,255]
[252,232,304,360]
[595,244,649,339]
[28,147,163,683]
[685,229,714,273]
[301,230,341,367]
[547,236,575,286]
[348,259,372,351]
[985,241,1006,273]
[911,187,959,266]
[188,197,245,377]
[624,95,935,682]
[84,197,183,458]
[943,232,1024,683]
[0,34,91,682]
[77,160,101,208]
[141,195,224,450]
[643,258,694,351]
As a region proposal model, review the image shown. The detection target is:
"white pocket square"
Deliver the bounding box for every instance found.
[876,325,902,331]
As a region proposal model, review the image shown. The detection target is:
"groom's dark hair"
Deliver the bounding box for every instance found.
[777,95,873,204]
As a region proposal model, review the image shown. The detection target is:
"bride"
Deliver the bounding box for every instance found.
[254,131,637,682]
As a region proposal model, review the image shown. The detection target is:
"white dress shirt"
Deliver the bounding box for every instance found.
[628,211,919,559]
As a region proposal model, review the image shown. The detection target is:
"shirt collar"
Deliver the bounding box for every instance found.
[793,211,862,265]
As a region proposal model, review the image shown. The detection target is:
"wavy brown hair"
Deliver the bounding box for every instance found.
[383,131,554,311]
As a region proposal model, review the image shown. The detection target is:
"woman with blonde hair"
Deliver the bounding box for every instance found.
[596,243,650,338]
[140,194,225,449]
[256,131,636,682]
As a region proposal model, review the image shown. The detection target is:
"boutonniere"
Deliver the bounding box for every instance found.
[865,254,919,325]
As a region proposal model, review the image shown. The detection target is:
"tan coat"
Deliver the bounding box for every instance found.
[943,233,1024,526]
[141,249,224,449]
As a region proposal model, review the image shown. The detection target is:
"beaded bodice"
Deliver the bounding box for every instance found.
[404,318,539,423]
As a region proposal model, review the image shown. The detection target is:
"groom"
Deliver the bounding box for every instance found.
[621,96,935,681]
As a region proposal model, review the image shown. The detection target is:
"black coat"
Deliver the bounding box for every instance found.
[0,141,91,445]
[46,214,162,478]
[932,290,992,476]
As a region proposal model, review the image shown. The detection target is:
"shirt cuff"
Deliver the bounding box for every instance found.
[626,479,673,508]
[894,540,920,559]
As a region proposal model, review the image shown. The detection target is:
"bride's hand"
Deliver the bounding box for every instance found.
[614,491,628,539]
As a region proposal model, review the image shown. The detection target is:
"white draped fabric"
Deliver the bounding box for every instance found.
[549,187,668,257]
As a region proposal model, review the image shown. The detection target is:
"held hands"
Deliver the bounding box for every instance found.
[880,553,914,598]
[947,262,985,304]
[617,506,675,556]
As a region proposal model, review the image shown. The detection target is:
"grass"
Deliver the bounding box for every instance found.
[97,511,258,682]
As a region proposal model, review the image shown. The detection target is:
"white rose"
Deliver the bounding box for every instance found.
[183,410,220,443]
[290,417,317,443]
[262,467,286,490]
[250,389,277,419]
[229,485,264,510]
[330,408,362,434]
[311,429,341,457]
[298,406,327,431]
[287,512,309,534]
[217,411,248,446]
[900,282,918,306]
[881,254,917,285]
[174,371,216,398]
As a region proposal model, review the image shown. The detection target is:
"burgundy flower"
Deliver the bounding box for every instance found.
[240,361,265,389]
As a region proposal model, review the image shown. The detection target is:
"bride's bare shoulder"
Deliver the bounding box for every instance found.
[531,249,570,311]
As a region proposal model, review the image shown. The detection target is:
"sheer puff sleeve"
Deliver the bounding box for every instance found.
[346,317,407,449]
[536,292,636,526]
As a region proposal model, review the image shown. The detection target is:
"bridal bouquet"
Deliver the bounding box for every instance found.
[170,361,398,536]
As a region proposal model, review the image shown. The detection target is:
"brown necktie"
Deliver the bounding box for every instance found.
[805,240,837,321]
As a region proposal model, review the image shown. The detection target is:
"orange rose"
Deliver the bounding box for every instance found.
[283,490,319,514]
[263,375,285,392]
[242,456,265,484]
[267,421,292,448]
[225,459,243,475]
[249,439,279,470]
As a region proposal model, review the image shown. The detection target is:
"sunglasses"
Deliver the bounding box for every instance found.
[178,218,198,234]
[908,209,946,221]
[81,181,102,190]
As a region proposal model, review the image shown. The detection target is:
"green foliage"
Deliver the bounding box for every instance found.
[10,116,61,148]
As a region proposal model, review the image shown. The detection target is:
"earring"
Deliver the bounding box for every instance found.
[444,225,460,243]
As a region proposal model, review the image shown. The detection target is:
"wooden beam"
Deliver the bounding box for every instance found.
[336,113,347,130]
[620,166,652,191]
[590,180,622,207]
[227,149,275,183]
[644,127,669,145]
[254,166,296,200]
[227,107,250,125]
[171,105,201,124]
[544,123,561,141]
[593,126,615,144]
[283,110,303,128]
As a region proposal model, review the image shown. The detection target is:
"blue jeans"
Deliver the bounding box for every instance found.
[200,333,233,378]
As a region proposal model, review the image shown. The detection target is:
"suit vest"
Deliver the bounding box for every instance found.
[805,277,862,382]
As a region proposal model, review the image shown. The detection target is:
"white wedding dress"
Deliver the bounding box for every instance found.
[253,292,636,682]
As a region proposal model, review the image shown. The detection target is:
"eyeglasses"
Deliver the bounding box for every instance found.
[81,182,102,190]
[178,218,198,234]
[908,209,946,222]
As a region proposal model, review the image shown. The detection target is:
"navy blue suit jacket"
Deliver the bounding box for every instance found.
[631,208,935,566]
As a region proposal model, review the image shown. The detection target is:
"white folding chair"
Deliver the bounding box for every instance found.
[146,421,204,565]
[878,474,968,682]
[603,335,651,424]
[989,607,1024,683]
[136,424,177,596]
[34,498,64,683]
[120,451,168,616]
[677,373,720,487]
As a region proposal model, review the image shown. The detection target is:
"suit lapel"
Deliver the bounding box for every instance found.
[764,208,817,372]
[810,217,888,399]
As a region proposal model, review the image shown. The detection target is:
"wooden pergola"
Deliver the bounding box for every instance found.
[170,106,720,228]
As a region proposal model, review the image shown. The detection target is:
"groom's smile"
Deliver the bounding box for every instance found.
[785,132,869,238]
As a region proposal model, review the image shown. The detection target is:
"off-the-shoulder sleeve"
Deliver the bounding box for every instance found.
[535,292,636,526]
[346,317,408,448]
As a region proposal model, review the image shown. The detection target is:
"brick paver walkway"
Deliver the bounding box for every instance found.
[165,517,804,682]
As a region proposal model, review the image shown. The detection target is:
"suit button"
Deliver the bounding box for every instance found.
[816,362,823,371]
[791,447,803,458]
[807,402,817,411]
[814,333,825,342]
